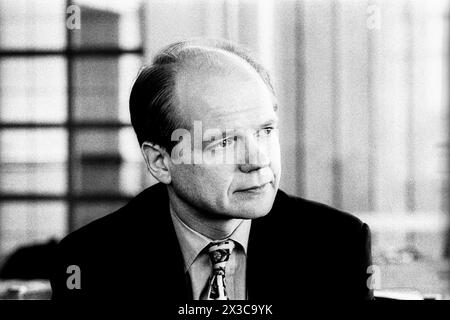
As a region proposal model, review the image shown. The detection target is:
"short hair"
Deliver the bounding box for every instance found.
[129,38,275,151]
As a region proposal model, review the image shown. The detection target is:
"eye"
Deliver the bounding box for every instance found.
[218,136,236,148]
[256,127,275,137]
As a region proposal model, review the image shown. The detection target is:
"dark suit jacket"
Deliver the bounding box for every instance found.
[50,183,373,301]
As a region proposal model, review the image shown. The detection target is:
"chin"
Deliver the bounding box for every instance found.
[227,197,275,219]
[235,208,271,219]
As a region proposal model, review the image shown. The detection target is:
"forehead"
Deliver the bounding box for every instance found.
[175,60,277,130]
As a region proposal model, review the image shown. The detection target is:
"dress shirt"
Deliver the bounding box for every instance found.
[170,209,251,300]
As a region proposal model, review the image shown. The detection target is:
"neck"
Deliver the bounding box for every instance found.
[167,187,242,240]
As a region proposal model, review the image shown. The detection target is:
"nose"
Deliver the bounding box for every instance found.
[239,135,270,173]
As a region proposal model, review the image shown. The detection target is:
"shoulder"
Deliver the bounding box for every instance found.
[266,189,372,274]
[269,188,368,233]
[50,184,170,298]
[57,183,168,253]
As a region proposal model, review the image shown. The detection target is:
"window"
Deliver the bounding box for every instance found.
[0,0,149,256]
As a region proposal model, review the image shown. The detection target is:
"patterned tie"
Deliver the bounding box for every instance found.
[206,240,235,300]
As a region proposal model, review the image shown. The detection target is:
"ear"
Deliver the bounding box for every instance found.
[141,142,172,184]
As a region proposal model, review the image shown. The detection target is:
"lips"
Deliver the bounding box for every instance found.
[237,181,271,192]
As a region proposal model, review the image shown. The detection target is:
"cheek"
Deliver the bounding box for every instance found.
[269,139,281,168]
[198,165,236,192]
[171,164,235,192]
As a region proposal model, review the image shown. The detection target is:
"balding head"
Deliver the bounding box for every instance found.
[129,39,275,151]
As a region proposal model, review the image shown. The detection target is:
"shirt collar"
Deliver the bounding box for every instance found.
[170,209,251,273]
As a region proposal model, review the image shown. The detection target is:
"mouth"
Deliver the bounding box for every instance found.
[237,181,271,193]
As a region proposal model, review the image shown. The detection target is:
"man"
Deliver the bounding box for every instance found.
[50,39,373,301]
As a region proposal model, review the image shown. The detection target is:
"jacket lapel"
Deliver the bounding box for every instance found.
[143,184,290,301]
[246,189,296,300]
[136,184,189,300]
[246,195,284,300]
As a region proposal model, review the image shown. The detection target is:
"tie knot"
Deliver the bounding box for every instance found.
[205,240,235,300]
[207,240,235,267]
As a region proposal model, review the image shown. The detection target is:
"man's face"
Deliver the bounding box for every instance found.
[168,58,281,220]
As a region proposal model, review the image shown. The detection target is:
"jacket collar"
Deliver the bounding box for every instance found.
[135,183,287,300]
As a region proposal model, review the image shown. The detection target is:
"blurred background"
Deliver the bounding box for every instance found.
[0,0,448,299]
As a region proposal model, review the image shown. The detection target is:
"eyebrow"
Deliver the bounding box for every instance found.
[202,130,226,149]
[259,118,278,128]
